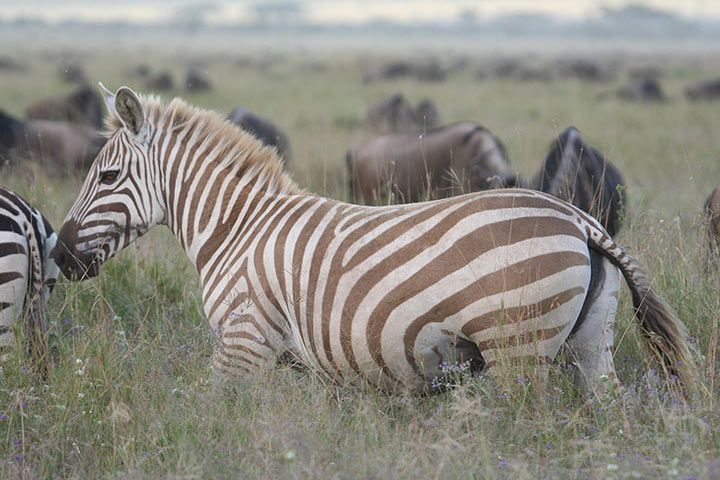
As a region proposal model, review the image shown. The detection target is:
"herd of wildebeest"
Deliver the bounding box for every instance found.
[2,57,720,248]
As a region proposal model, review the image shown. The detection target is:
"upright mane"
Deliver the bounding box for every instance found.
[103,94,300,195]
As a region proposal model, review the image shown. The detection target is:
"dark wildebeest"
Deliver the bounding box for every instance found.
[346,122,515,204]
[556,59,615,82]
[415,99,441,129]
[143,71,175,91]
[531,127,626,236]
[606,77,666,103]
[365,94,441,134]
[704,187,720,267]
[25,84,103,128]
[227,107,291,163]
[59,63,87,84]
[0,109,105,173]
[185,68,213,93]
[365,94,420,134]
[685,78,720,101]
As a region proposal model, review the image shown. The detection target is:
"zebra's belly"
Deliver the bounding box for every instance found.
[335,242,592,393]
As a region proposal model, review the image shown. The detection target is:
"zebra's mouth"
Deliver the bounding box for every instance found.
[51,218,109,281]
[51,244,103,281]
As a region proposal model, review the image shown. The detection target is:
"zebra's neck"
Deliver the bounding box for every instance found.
[155,133,301,274]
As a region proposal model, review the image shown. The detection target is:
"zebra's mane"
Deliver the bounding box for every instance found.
[103,94,300,195]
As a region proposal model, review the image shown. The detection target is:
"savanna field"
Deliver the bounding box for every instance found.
[1,38,720,478]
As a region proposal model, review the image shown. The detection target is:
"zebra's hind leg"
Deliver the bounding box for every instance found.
[565,255,622,397]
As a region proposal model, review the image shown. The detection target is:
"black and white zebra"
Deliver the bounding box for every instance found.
[0,187,58,369]
[52,85,696,394]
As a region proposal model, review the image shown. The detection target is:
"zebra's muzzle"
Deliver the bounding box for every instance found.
[51,219,102,281]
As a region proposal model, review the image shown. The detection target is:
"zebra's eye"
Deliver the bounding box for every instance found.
[99,170,120,185]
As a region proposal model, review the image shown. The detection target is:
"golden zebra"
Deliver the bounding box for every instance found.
[52,85,695,394]
[0,187,58,369]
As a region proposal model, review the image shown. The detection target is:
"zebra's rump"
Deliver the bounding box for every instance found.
[299,190,595,390]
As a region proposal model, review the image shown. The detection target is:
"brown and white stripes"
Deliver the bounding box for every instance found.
[0,187,58,369]
[53,85,696,394]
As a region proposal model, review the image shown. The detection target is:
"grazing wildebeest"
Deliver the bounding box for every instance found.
[614,77,666,103]
[185,68,213,93]
[556,59,615,82]
[25,84,104,128]
[127,64,151,78]
[685,78,720,101]
[0,109,105,173]
[365,94,421,134]
[704,187,720,267]
[365,94,441,134]
[227,107,291,163]
[531,127,626,236]
[143,71,174,91]
[363,60,447,83]
[347,122,515,204]
[415,99,441,129]
[0,56,27,72]
[59,63,87,84]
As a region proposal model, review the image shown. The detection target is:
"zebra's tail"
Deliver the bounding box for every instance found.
[583,218,697,390]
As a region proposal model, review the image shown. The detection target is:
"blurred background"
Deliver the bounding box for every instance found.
[1,0,719,229]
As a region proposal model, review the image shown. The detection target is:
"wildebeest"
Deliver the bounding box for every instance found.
[607,77,666,103]
[365,94,419,133]
[227,107,291,163]
[0,56,27,73]
[685,78,720,101]
[143,71,175,91]
[416,99,440,130]
[704,187,720,267]
[25,84,104,128]
[556,59,615,82]
[347,122,514,204]
[531,127,626,236]
[0,109,105,173]
[59,63,87,84]
[363,60,447,83]
[185,68,213,93]
[365,94,441,134]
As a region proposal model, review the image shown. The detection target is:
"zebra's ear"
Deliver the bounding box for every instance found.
[98,82,116,115]
[114,86,145,137]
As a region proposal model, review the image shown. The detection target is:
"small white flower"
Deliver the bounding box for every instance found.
[606,463,619,471]
[75,358,83,365]
[282,450,296,462]
[78,392,85,399]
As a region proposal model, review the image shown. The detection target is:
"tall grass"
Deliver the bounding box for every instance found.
[1,50,719,478]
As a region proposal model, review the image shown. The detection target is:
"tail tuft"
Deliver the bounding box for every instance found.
[583,217,697,390]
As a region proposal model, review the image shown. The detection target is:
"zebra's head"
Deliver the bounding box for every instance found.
[52,84,165,280]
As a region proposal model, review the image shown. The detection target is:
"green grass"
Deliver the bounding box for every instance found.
[1,46,720,478]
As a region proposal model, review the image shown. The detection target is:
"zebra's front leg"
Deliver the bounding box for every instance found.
[211,300,281,377]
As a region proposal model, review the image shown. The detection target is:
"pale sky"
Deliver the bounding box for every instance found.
[0,0,717,24]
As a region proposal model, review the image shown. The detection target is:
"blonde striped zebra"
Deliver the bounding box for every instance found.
[52,85,695,394]
[0,187,58,370]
